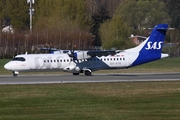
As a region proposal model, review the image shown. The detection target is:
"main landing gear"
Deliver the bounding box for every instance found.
[84,70,92,76]
[72,69,92,76]
[73,73,80,75]
[13,71,19,77]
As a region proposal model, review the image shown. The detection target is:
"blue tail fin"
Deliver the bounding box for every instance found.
[131,24,168,66]
[140,24,168,53]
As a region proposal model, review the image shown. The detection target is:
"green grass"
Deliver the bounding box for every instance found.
[0,82,180,120]
[0,58,180,119]
[0,59,11,74]
[1,58,180,75]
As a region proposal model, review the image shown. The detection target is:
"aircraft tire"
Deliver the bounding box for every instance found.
[13,71,19,77]
[13,74,18,77]
[73,73,80,75]
[84,70,92,76]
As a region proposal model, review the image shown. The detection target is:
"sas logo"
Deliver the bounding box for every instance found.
[145,42,163,50]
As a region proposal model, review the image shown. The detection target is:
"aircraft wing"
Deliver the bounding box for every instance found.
[87,50,116,57]
[70,50,125,60]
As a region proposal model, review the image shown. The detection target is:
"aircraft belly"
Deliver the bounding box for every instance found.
[78,61,109,71]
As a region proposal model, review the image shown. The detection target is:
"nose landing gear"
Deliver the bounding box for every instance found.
[13,71,19,77]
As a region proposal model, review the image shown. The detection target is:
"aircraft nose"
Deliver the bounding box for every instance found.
[4,63,11,70]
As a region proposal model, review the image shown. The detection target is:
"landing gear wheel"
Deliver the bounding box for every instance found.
[13,71,19,77]
[73,73,79,75]
[84,70,92,76]
[13,74,18,77]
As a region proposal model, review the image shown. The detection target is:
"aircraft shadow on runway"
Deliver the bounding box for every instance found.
[101,74,138,77]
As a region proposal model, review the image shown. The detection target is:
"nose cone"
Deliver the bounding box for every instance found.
[4,62,11,70]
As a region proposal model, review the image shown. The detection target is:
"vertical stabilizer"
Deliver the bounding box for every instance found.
[126,24,168,53]
[139,24,168,53]
[127,24,168,66]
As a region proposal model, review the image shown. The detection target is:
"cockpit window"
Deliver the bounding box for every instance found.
[12,57,26,61]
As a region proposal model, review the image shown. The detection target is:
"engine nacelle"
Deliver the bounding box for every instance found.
[74,51,91,60]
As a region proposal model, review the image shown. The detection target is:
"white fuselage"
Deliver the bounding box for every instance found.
[4,52,139,73]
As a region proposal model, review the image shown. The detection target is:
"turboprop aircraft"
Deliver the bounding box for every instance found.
[4,24,169,76]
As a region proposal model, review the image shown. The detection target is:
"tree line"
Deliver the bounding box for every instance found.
[0,0,179,58]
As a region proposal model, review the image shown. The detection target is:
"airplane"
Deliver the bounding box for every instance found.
[4,24,169,77]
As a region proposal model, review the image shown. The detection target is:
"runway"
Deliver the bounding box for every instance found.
[0,73,180,85]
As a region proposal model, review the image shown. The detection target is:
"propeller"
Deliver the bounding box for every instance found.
[40,43,58,54]
[68,43,77,61]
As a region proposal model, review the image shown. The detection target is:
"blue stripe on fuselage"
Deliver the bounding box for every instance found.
[132,53,161,66]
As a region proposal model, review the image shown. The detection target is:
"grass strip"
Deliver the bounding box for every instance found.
[0,82,180,120]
